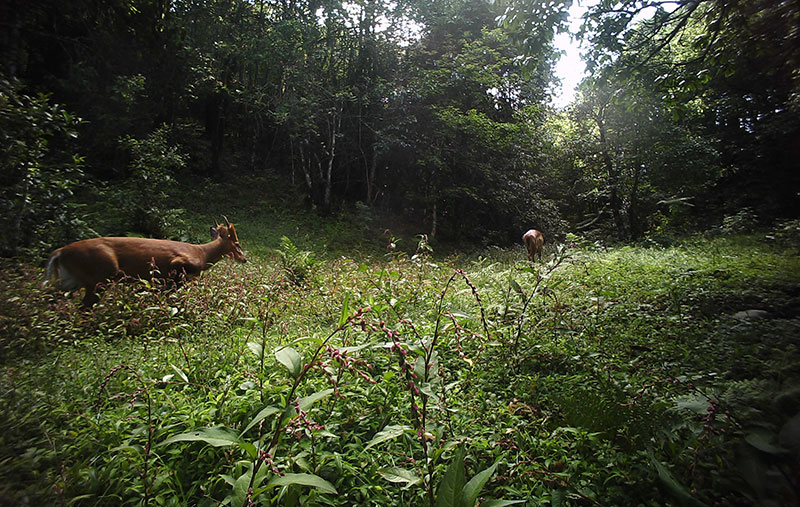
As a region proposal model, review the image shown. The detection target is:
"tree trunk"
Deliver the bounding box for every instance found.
[431,200,438,239]
[367,149,378,205]
[323,110,340,212]
[299,140,314,207]
[289,136,296,186]
[597,117,626,239]
[628,163,643,239]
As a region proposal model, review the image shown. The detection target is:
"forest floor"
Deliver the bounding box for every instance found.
[1,207,799,506]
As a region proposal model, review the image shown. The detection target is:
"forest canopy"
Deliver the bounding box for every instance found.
[1,0,798,255]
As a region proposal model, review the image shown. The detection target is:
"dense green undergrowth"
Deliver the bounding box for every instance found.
[1,232,799,506]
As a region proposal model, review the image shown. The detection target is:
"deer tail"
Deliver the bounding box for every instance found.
[44,250,60,286]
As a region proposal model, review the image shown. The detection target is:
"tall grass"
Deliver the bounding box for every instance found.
[1,233,798,505]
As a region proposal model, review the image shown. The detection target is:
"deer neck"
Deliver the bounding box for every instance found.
[198,238,229,266]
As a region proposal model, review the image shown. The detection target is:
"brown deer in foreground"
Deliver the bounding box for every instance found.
[523,229,544,262]
[45,217,247,307]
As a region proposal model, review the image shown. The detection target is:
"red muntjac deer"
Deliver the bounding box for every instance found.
[45,217,247,307]
[523,229,544,262]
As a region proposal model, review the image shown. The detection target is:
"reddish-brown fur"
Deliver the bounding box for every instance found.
[522,229,544,262]
[45,221,246,307]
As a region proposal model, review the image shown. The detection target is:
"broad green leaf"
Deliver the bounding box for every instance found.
[651,453,707,507]
[481,501,526,507]
[232,464,252,506]
[338,293,351,327]
[414,356,427,380]
[275,346,303,378]
[265,473,337,494]
[298,388,334,412]
[435,447,466,507]
[238,441,257,459]
[241,406,282,436]
[247,341,263,357]
[161,426,241,448]
[378,467,422,487]
[363,425,413,452]
[67,494,95,503]
[673,395,709,414]
[341,343,372,353]
[509,278,523,295]
[419,383,439,401]
[170,364,188,383]
[449,311,471,319]
[462,460,498,507]
[745,431,788,455]
[232,463,270,507]
[239,381,256,391]
[110,443,144,455]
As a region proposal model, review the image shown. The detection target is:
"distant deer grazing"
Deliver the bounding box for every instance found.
[45,217,247,308]
[523,229,544,262]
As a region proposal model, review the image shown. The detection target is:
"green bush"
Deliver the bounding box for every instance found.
[0,79,87,257]
[719,207,759,234]
[276,235,318,285]
[115,124,188,239]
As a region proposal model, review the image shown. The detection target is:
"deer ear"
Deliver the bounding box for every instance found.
[210,226,219,239]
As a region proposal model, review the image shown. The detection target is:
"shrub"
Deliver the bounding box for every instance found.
[116,125,188,239]
[719,207,758,234]
[0,78,87,257]
[276,235,318,285]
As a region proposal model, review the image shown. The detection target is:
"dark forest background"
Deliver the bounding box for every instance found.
[2,0,799,256]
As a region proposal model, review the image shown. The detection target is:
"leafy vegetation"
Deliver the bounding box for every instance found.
[1,0,799,504]
[0,79,85,257]
[2,217,798,505]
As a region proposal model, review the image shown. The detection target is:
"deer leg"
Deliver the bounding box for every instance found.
[81,285,100,308]
[169,259,204,290]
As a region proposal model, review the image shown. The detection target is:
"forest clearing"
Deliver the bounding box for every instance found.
[2,0,799,504]
[2,209,799,505]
